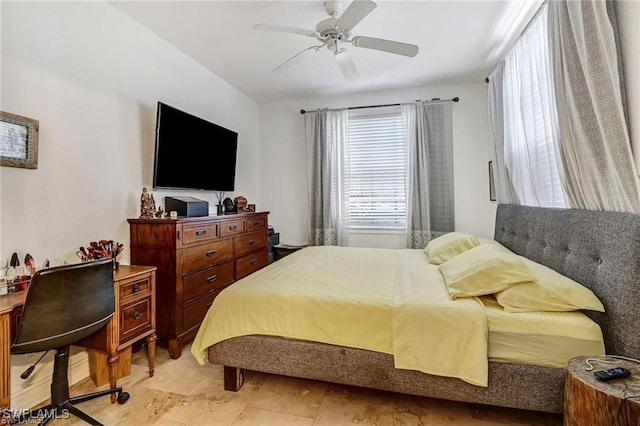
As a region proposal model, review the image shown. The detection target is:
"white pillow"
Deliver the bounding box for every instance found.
[477,238,605,312]
[495,259,605,312]
[424,232,480,265]
[439,244,535,299]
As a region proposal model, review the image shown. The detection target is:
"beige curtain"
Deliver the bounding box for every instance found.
[304,109,350,246]
[549,0,640,213]
[402,102,455,249]
[488,63,521,205]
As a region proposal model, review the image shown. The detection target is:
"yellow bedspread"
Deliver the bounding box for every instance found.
[191,246,397,362]
[393,250,488,386]
[191,246,490,386]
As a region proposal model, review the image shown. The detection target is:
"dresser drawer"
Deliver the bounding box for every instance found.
[234,230,268,257]
[120,296,152,344]
[182,239,233,272]
[236,250,268,280]
[247,216,267,231]
[183,289,221,332]
[119,276,151,301]
[182,222,218,245]
[182,261,234,303]
[219,219,246,237]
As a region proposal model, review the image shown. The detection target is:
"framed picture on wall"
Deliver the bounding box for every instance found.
[0,111,39,169]
[489,160,496,201]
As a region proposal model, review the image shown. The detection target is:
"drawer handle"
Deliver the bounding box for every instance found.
[132,283,140,293]
[248,240,256,246]
[133,311,141,321]
[196,230,206,236]
[250,259,257,266]
[206,250,217,257]
[229,225,237,231]
[206,275,218,283]
[253,221,260,226]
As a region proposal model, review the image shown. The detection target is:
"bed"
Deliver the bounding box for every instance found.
[191,204,640,414]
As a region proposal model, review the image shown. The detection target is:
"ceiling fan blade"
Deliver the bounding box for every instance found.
[351,36,419,57]
[253,24,317,38]
[336,0,377,32]
[335,50,360,81]
[273,45,323,73]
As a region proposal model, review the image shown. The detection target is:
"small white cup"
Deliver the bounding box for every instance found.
[170,211,178,219]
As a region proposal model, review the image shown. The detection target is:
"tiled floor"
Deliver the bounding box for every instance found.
[40,344,563,425]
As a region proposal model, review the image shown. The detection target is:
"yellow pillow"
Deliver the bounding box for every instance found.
[425,232,480,265]
[440,245,535,299]
[495,259,605,312]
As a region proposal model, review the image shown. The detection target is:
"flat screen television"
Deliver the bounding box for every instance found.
[153,102,238,192]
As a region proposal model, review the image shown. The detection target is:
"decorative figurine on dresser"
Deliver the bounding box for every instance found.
[139,188,166,218]
[140,188,154,218]
[128,210,270,358]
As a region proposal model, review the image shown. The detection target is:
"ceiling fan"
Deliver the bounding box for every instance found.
[254,0,419,81]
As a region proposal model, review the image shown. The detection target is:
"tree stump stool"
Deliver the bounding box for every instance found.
[565,356,640,426]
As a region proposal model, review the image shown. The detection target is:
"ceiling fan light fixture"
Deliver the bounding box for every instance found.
[255,0,419,81]
[327,39,337,52]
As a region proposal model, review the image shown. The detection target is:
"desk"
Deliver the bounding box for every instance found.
[1,292,24,411]
[0,265,157,411]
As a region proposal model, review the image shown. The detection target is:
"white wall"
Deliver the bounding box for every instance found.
[259,83,495,248]
[1,1,260,409]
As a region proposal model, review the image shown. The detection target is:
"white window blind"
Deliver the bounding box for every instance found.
[347,106,407,228]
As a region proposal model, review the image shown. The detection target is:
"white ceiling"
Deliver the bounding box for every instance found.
[112,0,541,103]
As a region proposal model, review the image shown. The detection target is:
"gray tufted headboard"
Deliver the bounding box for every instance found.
[494,204,640,358]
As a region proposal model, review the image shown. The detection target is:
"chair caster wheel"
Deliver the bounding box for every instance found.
[117,392,130,404]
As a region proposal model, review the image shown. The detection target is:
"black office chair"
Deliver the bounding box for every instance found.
[10,258,129,426]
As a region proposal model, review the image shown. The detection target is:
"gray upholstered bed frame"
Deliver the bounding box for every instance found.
[207,204,640,414]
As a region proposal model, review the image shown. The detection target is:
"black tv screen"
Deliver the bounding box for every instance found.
[153,102,238,191]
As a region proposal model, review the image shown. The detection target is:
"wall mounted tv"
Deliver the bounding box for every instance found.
[153,102,238,192]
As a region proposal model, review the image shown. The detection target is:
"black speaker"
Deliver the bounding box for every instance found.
[165,196,209,217]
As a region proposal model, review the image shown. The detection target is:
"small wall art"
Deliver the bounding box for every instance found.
[0,111,39,169]
[489,160,496,201]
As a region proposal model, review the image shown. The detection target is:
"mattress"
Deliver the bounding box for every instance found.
[482,296,605,367]
[192,245,604,381]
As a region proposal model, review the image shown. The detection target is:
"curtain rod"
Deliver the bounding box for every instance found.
[300,97,459,115]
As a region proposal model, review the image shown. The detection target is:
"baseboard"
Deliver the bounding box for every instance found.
[10,348,90,409]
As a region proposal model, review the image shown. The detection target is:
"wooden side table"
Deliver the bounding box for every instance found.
[565,356,640,425]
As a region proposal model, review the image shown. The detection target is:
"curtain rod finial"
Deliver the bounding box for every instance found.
[300,109,306,114]
[452,97,460,102]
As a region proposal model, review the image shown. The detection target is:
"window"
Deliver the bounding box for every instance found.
[347,106,407,229]
[499,3,566,208]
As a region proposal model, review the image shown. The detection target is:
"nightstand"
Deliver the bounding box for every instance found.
[267,232,280,263]
[273,244,306,261]
[565,356,640,425]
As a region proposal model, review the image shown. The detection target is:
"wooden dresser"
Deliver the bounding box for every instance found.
[128,211,269,359]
